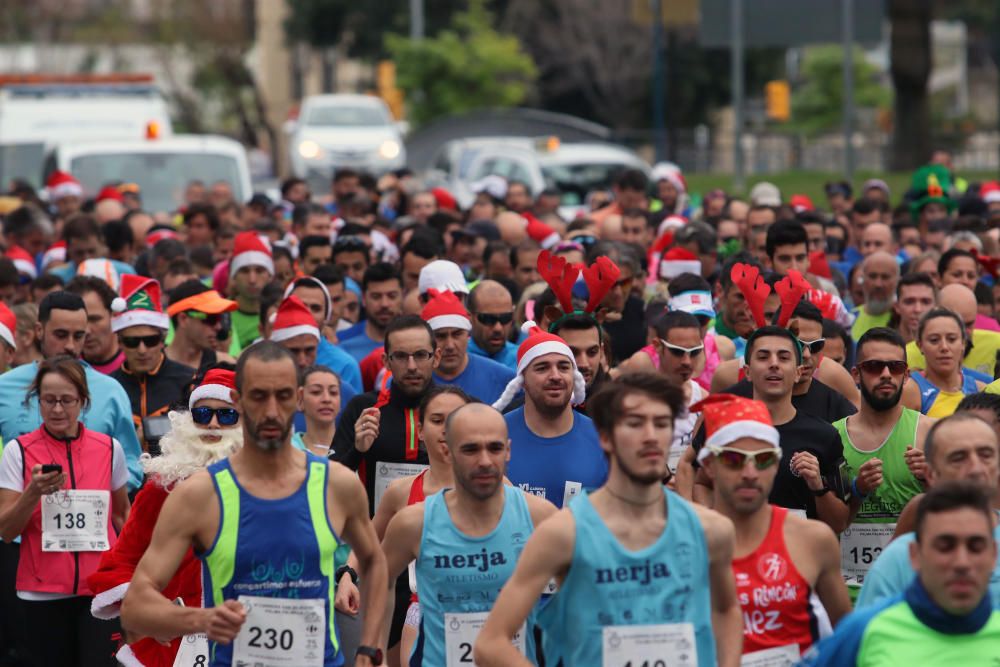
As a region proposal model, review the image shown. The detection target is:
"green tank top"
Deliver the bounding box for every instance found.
[834,408,925,591]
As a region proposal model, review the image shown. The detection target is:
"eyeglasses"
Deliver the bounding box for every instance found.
[713,446,782,470]
[659,340,704,358]
[569,235,597,247]
[798,338,826,354]
[120,334,164,349]
[186,311,224,327]
[474,312,514,327]
[857,359,908,376]
[388,350,434,364]
[40,395,80,408]
[191,406,240,426]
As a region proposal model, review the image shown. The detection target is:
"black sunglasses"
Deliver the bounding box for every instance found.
[474,312,514,327]
[857,359,908,376]
[120,334,163,349]
[191,406,240,426]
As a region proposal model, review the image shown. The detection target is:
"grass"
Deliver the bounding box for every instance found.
[683,170,998,206]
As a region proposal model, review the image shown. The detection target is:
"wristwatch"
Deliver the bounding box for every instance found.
[811,484,832,497]
[335,565,359,585]
[357,645,383,665]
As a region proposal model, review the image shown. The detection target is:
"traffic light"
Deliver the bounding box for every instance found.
[765,80,790,122]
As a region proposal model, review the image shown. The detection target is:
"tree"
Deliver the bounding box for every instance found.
[889,0,933,170]
[386,1,536,126]
[789,46,891,135]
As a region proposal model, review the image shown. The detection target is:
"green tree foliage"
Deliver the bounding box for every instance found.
[790,46,891,135]
[386,1,536,126]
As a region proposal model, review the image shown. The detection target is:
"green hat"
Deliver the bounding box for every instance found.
[909,164,954,220]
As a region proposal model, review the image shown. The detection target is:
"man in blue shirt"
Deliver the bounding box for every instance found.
[423,288,514,405]
[495,326,607,508]
[0,291,143,490]
[340,263,402,362]
[467,280,518,370]
[285,276,362,393]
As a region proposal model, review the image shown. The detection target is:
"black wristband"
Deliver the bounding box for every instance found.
[335,565,359,585]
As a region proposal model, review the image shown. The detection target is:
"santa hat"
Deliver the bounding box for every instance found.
[691,394,780,464]
[189,368,237,408]
[657,215,687,238]
[96,186,125,203]
[111,275,169,332]
[422,288,471,331]
[270,295,319,343]
[651,163,687,193]
[523,213,561,250]
[789,194,814,213]
[659,247,702,280]
[146,228,179,248]
[46,171,83,201]
[0,302,16,350]
[431,187,457,212]
[41,240,66,270]
[230,231,274,277]
[981,181,1000,205]
[492,324,586,411]
[5,245,36,279]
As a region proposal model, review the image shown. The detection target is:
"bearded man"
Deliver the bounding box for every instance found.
[87,368,243,667]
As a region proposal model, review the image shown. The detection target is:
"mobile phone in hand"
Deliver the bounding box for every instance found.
[41,464,62,474]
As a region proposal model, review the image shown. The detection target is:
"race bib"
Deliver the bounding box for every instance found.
[562,481,583,507]
[373,462,428,510]
[233,596,325,667]
[172,633,209,667]
[840,523,895,586]
[741,644,799,667]
[444,611,525,666]
[601,623,697,667]
[41,489,110,552]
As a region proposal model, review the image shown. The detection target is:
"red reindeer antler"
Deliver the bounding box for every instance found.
[536,250,580,313]
[582,256,621,314]
[971,248,1000,279]
[774,270,811,327]
[730,263,771,328]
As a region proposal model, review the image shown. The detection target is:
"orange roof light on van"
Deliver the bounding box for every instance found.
[146,121,160,140]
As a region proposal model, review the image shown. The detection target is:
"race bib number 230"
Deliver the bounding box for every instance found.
[232,596,325,667]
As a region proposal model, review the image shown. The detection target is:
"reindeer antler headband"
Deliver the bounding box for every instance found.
[536,249,621,332]
[729,263,810,329]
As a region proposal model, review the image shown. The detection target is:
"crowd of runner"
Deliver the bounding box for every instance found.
[0,155,998,666]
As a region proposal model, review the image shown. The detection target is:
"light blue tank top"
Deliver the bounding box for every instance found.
[411,485,538,666]
[538,488,716,667]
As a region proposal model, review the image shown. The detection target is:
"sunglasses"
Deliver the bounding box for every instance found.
[857,359,908,376]
[569,235,598,247]
[120,334,163,349]
[474,312,514,327]
[713,446,782,470]
[186,311,224,327]
[191,406,240,426]
[798,338,826,354]
[660,340,704,358]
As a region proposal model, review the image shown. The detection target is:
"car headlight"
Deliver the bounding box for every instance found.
[378,140,401,160]
[298,140,322,160]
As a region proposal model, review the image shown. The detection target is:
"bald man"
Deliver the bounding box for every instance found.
[906,283,1000,380]
[95,199,127,225]
[468,280,518,369]
[852,251,900,341]
[860,222,897,258]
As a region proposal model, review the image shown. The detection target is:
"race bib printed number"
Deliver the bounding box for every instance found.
[233,596,325,667]
[172,633,208,667]
[602,623,697,667]
[444,611,525,666]
[374,461,428,510]
[41,489,110,552]
[840,523,895,585]
[562,481,583,508]
[741,644,799,667]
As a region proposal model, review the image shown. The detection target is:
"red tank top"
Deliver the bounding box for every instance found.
[732,506,817,656]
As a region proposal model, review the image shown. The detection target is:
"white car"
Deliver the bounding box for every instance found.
[287,94,406,184]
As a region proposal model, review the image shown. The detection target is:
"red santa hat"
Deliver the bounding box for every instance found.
[229,231,274,277]
[789,194,815,213]
[982,181,1000,204]
[146,228,179,248]
[0,302,16,350]
[492,324,586,411]
[46,170,83,201]
[96,185,125,203]
[523,213,561,250]
[41,240,66,270]
[691,394,780,463]
[5,245,36,279]
[651,163,687,193]
[659,247,702,280]
[111,275,169,332]
[431,187,457,212]
[189,368,237,408]
[270,295,319,343]
[422,288,471,331]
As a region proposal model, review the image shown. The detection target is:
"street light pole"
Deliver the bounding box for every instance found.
[410,0,425,41]
[842,0,856,181]
[732,0,745,191]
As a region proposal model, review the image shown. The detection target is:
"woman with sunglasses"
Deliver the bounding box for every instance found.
[293,365,341,457]
[912,308,986,417]
[0,356,130,667]
[87,367,242,667]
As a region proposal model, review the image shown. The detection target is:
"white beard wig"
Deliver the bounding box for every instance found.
[141,410,243,489]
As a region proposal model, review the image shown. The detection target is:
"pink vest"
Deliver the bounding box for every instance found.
[16,424,117,596]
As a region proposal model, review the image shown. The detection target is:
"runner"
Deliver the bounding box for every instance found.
[227,231,275,352]
[698,394,850,660]
[381,402,556,665]
[833,328,932,596]
[121,341,388,667]
[476,372,742,667]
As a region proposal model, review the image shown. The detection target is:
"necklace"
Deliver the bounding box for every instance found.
[605,486,663,507]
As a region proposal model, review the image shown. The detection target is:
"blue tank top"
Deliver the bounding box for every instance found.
[912,370,979,416]
[538,488,716,667]
[199,453,342,666]
[410,485,538,666]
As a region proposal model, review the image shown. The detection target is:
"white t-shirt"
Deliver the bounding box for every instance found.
[0,436,128,600]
